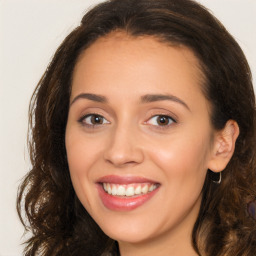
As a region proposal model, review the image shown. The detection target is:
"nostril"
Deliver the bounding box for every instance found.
[103,130,144,166]
[105,156,140,167]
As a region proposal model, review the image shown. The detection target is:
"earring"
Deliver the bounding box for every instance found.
[209,170,222,184]
[213,172,221,184]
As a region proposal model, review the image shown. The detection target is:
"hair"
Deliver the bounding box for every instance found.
[17,0,256,255]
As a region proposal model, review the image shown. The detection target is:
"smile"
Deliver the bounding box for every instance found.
[96,175,160,211]
[102,183,158,197]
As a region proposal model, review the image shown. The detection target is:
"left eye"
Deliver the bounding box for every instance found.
[147,115,175,126]
[80,114,110,126]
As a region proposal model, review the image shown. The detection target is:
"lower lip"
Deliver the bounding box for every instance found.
[97,184,159,211]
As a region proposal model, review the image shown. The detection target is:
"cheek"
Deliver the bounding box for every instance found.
[65,127,104,173]
[65,129,103,207]
[147,130,210,187]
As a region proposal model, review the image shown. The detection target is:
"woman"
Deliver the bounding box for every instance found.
[17,0,256,255]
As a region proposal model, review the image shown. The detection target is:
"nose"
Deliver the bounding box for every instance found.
[103,125,144,167]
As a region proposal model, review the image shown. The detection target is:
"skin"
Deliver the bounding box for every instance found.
[65,32,238,256]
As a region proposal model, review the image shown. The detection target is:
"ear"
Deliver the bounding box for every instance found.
[208,120,239,172]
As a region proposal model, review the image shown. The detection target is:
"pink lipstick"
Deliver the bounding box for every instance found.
[96,175,160,211]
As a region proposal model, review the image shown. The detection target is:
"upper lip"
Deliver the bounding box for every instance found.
[96,175,159,185]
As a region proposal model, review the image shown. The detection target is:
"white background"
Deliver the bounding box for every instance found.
[0,0,255,255]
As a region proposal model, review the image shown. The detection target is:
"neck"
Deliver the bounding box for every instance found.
[118,196,201,256]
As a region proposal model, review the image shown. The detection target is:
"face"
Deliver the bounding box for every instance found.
[65,32,217,251]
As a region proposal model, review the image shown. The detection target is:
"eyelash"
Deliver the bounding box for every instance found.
[78,113,110,128]
[146,114,177,129]
[78,113,177,129]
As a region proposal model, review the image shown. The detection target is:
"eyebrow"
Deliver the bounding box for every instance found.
[70,93,107,106]
[70,92,190,111]
[141,94,190,111]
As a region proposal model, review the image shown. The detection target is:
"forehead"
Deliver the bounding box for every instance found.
[73,31,205,82]
[71,32,208,110]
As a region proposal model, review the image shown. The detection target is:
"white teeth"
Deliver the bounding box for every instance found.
[135,185,141,195]
[126,186,135,196]
[141,185,149,194]
[117,185,126,196]
[107,183,111,194]
[112,185,117,195]
[102,183,157,197]
[149,184,156,192]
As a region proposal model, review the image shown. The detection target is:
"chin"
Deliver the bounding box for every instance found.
[100,217,157,244]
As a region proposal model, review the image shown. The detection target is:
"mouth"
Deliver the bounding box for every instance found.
[102,182,158,197]
[96,175,160,211]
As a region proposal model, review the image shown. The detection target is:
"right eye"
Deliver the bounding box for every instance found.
[146,115,176,128]
[79,114,110,127]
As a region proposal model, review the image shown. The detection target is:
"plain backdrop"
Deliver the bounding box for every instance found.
[0,0,255,255]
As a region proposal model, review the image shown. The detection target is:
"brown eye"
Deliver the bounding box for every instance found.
[147,115,175,127]
[157,116,170,126]
[80,114,110,126]
[91,115,104,124]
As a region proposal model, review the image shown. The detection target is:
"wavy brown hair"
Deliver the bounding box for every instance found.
[17,0,256,255]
